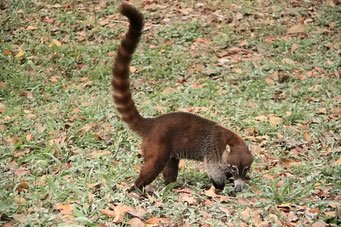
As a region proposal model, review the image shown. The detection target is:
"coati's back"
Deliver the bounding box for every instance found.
[112,3,253,192]
[144,112,218,160]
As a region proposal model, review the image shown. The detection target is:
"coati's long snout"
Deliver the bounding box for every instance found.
[112,2,254,193]
[224,144,253,192]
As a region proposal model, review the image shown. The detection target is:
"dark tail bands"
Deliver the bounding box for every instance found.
[112,3,146,135]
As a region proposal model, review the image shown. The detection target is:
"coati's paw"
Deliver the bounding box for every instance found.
[129,184,157,196]
[214,188,223,194]
[127,185,141,193]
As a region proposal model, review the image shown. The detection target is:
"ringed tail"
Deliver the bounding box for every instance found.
[112,3,146,135]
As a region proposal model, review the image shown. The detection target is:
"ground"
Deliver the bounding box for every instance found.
[0,0,340,226]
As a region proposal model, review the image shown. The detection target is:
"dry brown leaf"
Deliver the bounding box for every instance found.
[181,194,197,205]
[18,91,33,99]
[303,133,311,142]
[71,108,80,113]
[258,221,271,227]
[101,209,116,218]
[87,183,97,189]
[252,214,263,225]
[128,208,146,219]
[83,80,93,88]
[44,17,54,23]
[56,203,72,211]
[34,123,46,133]
[2,221,14,227]
[113,214,124,223]
[240,207,252,220]
[26,26,38,30]
[127,218,144,227]
[219,207,230,215]
[219,195,229,202]
[331,107,341,116]
[41,37,46,44]
[234,68,243,74]
[15,50,25,58]
[312,222,328,227]
[14,197,26,204]
[5,136,20,145]
[155,105,166,113]
[332,157,341,166]
[196,37,209,43]
[265,72,279,85]
[290,43,299,54]
[145,217,171,224]
[254,115,268,122]
[51,39,62,47]
[3,50,12,56]
[265,77,275,85]
[287,24,306,34]
[164,40,175,45]
[0,82,6,88]
[162,87,177,94]
[240,40,248,47]
[324,211,335,217]
[268,116,283,126]
[316,108,327,114]
[108,51,115,56]
[327,0,335,6]
[15,167,28,176]
[277,203,291,208]
[91,150,111,158]
[130,66,137,73]
[26,133,32,142]
[50,76,59,83]
[114,204,131,215]
[282,58,295,65]
[205,186,218,198]
[279,158,301,168]
[204,199,213,206]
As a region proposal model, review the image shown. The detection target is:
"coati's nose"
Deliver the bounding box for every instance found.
[234,178,245,192]
[234,184,242,192]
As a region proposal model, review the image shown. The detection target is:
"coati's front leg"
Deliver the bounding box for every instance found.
[162,158,179,185]
[134,145,170,190]
[205,159,225,191]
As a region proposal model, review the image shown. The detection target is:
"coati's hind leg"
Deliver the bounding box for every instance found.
[134,144,170,190]
[162,158,179,185]
[205,159,225,190]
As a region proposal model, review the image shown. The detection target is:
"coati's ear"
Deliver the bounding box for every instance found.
[222,144,231,162]
[248,145,255,155]
[226,144,231,154]
[222,144,231,161]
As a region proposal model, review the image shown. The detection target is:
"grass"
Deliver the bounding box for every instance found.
[1,0,340,226]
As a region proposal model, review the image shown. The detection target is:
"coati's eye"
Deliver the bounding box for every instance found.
[243,166,250,173]
[229,165,237,173]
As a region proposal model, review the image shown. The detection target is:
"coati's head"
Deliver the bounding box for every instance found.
[222,144,253,192]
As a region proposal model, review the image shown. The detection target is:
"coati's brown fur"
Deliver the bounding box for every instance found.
[112,3,253,192]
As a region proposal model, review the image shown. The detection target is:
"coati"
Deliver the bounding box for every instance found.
[112,2,253,193]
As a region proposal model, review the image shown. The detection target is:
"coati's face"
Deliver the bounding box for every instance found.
[223,145,253,192]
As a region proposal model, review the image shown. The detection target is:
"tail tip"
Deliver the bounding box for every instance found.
[118,2,136,16]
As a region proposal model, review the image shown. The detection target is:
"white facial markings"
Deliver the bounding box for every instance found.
[228,164,251,176]
[234,178,245,187]
[228,164,238,174]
